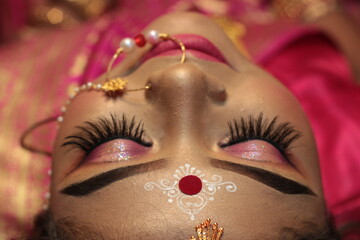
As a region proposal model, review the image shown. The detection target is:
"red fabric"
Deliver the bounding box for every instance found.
[260,32,360,226]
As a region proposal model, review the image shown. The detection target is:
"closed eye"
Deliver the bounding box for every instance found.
[61,113,152,156]
[220,113,301,162]
[222,140,287,163]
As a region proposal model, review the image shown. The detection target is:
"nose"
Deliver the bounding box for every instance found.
[145,63,226,145]
[146,63,226,111]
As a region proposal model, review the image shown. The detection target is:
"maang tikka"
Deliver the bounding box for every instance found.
[20,30,186,156]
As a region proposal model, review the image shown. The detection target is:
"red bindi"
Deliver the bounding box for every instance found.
[179,175,202,195]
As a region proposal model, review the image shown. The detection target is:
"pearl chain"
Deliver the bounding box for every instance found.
[36,30,186,210]
[120,29,161,52]
[57,30,165,123]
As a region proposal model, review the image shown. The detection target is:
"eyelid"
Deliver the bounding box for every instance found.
[61,114,151,154]
[222,113,301,159]
[85,139,150,163]
[222,140,287,163]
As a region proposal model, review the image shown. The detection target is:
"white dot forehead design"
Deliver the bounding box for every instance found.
[144,163,237,221]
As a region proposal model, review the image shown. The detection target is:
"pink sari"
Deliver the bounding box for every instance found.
[259,28,360,227]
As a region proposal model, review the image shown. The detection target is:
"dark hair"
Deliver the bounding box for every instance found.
[23,210,341,240]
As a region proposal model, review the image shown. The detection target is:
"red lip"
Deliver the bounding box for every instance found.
[143,34,228,64]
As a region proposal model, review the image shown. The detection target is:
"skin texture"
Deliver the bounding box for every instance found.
[50,12,328,239]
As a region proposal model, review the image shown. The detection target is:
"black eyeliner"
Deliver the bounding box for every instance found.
[61,158,315,197]
[61,159,166,196]
[211,159,316,196]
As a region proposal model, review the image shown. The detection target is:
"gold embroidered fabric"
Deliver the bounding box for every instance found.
[0,21,107,238]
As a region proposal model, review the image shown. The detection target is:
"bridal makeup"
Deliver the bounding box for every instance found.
[50,11,327,239]
[84,139,150,163]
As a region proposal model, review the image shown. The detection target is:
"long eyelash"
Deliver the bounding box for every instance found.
[221,113,301,156]
[62,114,151,153]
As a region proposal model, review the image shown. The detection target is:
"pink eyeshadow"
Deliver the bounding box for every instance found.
[224,140,286,163]
[85,139,149,163]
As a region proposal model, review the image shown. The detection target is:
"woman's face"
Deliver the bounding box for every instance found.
[50,12,327,239]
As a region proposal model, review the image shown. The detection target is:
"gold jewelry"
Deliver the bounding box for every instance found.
[104,31,185,92]
[189,219,224,240]
[272,0,339,22]
[20,30,186,155]
[57,30,186,122]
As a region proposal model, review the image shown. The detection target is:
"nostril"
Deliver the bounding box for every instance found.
[207,76,227,102]
[144,70,163,101]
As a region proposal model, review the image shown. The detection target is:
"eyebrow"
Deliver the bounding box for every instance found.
[61,159,166,196]
[211,159,316,196]
[61,158,316,197]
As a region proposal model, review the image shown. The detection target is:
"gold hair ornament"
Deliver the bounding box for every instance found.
[189,219,224,240]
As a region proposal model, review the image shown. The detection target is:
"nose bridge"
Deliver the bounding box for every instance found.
[147,63,208,144]
[146,63,226,145]
[147,63,208,112]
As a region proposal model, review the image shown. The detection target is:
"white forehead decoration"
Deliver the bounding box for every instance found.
[144,163,237,221]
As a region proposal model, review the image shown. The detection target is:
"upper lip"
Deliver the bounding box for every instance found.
[142,34,228,64]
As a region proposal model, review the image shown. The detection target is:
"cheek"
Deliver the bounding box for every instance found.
[230,68,300,112]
